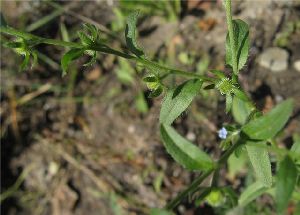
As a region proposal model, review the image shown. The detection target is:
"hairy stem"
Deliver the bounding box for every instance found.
[165,169,214,210]
[224,0,238,75]
[165,140,243,210]
[0,26,215,82]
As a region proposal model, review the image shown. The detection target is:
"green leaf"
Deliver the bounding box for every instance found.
[203,84,215,90]
[233,88,250,102]
[4,41,23,48]
[143,76,157,83]
[246,142,272,187]
[221,187,238,207]
[83,23,98,40]
[150,208,174,215]
[242,99,294,140]
[149,86,163,98]
[276,156,298,214]
[227,150,247,179]
[135,91,148,114]
[225,93,233,114]
[83,51,97,67]
[78,31,93,46]
[226,19,249,71]
[232,96,252,125]
[160,79,202,125]
[20,52,30,71]
[209,70,226,79]
[125,11,144,58]
[239,181,269,207]
[61,48,84,76]
[160,124,214,171]
[115,58,135,85]
[31,51,38,68]
[291,134,300,156]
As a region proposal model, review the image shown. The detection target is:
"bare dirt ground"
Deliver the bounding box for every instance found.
[1,1,300,214]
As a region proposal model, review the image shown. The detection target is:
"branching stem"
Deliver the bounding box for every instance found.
[0,26,215,82]
[165,140,243,210]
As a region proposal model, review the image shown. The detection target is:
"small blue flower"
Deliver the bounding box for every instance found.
[218,127,227,139]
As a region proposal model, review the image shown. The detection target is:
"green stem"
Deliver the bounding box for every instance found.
[211,168,220,187]
[165,169,214,210]
[225,0,238,75]
[1,26,215,82]
[165,140,243,210]
[0,26,82,48]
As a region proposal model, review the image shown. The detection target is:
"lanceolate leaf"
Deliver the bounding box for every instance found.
[61,48,84,76]
[160,124,214,171]
[160,79,202,125]
[246,142,272,187]
[125,11,144,58]
[20,52,30,71]
[242,99,293,140]
[239,181,269,207]
[78,31,93,46]
[276,156,298,214]
[232,96,252,125]
[226,19,249,71]
[225,93,233,114]
[291,134,300,156]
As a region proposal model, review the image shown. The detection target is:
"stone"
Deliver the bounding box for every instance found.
[258,47,289,72]
[293,60,300,72]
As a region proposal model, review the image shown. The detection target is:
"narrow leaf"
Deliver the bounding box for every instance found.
[143,76,157,83]
[135,91,148,114]
[4,41,23,48]
[149,86,163,98]
[221,187,238,207]
[115,58,135,85]
[225,19,250,71]
[31,51,38,68]
[225,93,233,113]
[78,31,93,45]
[239,181,269,207]
[203,84,215,90]
[233,88,250,102]
[160,79,202,125]
[242,99,293,140]
[160,124,214,171]
[276,156,297,214]
[61,48,84,76]
[246,142,272,187]
[291,134,300,155]
[232,96,252,125]
[20,52,30,71]
[125,11,144,58]
[83,23,98,40]
[209,70,226,79]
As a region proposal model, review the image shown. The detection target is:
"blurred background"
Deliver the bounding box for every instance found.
[1,0,300,214]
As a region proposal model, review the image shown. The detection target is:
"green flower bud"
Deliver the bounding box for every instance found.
[205,188,225,207]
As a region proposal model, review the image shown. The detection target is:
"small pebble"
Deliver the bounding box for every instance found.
[258,47,289,72]
[293,60,300,72]
[275,95,283,103]
[128,125,135,133]
[186,131,196,141]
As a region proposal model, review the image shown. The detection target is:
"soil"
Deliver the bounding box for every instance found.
[1,1,300,215]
